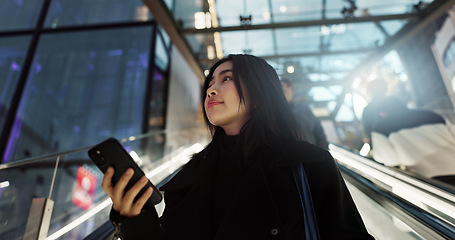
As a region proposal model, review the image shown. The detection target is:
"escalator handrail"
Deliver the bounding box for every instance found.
[340,164,455,239]
[0,126,203,170]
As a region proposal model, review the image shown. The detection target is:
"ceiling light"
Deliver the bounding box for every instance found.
[287,66,295,74]
[194,12,206,29]
[321,25,330,36]
[207,45,215,60]
[0,181,9,189]
[280,5,287,13]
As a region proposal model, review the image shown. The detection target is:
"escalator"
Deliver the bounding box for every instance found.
[2,137,455,239]
[85,144,455,240]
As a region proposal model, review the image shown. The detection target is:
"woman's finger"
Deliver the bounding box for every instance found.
[131,187,154,215]
[101,167,115,197]
[112,168,134,211]
[122,176,150,207]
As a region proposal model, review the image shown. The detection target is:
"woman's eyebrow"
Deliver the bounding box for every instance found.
[211,68,233,79]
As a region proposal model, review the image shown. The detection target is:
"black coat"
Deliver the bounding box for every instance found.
[291,102,329,149]
[111,140,373,240]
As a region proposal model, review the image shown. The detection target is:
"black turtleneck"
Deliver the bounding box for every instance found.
[211,133,249,230]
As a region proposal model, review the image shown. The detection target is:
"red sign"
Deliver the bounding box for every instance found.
[72,166,97,210]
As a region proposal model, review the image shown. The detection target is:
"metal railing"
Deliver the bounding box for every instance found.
[331,144,455,239]
[0,127,210,240]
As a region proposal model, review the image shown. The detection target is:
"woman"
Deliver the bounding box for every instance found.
[102,54,374,239]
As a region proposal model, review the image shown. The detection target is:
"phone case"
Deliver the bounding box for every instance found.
[88,138,162,207]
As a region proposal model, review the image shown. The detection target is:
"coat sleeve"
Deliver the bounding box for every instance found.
[304,148,374,239]
[110,207,165,240]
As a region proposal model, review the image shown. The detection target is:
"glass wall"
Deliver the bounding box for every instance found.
[44,0,152,27]
[4,27,153,162]
[0,0,44,31]
[0,0,170,163]
[0,36,31,134]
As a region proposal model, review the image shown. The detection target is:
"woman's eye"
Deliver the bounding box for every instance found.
[223,76,232,82]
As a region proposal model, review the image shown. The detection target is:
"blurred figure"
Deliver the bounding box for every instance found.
[361,78,402,146]
[281,78,329,149]
[371,97,455,185]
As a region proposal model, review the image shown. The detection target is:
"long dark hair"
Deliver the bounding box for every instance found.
[202,54,302,157]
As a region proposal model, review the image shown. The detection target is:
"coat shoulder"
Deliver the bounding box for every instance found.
[273,140,333,166]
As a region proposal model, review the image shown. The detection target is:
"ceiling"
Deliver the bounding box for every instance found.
[144,0,453,123]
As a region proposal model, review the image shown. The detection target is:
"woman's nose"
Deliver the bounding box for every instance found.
[207,87,217,97]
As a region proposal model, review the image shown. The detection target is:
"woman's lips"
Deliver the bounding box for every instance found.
[207,100,222,108]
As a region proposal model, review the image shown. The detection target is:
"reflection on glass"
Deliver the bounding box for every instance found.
[0,0,44,31]
[4,26,154,162]
[144,67,167,163]
[44,0,151,28]
[155,34,169,70]
[0,36,31,138]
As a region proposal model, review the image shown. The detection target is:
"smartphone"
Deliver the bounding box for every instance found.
[88,138,162,208]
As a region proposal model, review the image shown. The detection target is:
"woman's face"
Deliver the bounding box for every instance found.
[204,61,251,135]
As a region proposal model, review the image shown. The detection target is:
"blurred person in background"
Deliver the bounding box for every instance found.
[281,78,329,149]
[371,97,455,186]
[361,78,402,147]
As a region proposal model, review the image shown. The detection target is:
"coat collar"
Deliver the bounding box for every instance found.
[160,139,325,192]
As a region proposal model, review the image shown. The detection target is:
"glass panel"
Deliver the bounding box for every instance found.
[159,26,171,49]
[276,27,321,54]
[0,129,209,239]
[44,0,151,28]
[309,86,341,101]
[271,0,322,22]
[3,26,154,163]
[381,20,408,37]
[164,0,175,11]
[221,30,275,56]
[155,34,169,71]
[357,0,419,15]
[0,0,44,31]
[145,68,168,162]
[329,22,386,51]
[319,53,367,72]
[220,31,249,54]
[325,0,346,19]
[172,0,205,29]
[216,0,246,26]
[0,36,31,135]
[215,0,272,25]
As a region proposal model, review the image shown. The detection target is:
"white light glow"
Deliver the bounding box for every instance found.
[46,198,112,240]
[367,74,378,81]
[359,143,371,156]
[351,77,362,90]
[262,11,271,20]
[287,66,295,74]
[207,45,215,60]
[352,93,368,119]
[321,25,330,36]
[0,181,10,189]
[280,5,287,13]
[194,12,206,29]
[129,150,143,166]
[205,12,212,28]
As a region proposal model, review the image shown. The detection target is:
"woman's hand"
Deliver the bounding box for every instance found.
[102,167,154,217]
